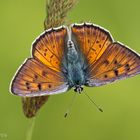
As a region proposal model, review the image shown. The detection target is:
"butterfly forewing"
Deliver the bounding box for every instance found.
[11,58,69,96]
[32,26,67,72]
[86,42,140,86]
[71,23,113,65]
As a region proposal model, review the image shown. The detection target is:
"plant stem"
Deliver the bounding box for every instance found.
[26,117,36,140]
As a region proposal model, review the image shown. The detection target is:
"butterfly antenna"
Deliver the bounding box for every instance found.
[64,93,77,118]
[84,93,103,112]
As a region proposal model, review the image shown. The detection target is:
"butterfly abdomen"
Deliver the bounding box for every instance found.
[66,62,85,87]
[64,41,86,87]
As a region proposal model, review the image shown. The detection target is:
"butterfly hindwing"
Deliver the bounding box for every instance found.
[11,58,69,96]
[86,42,140,86]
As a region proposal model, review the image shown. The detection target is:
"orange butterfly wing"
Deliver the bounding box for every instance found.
[71,23,113,65]
[86,42,140,86]
[71,23,140,86]
[32,26,67,72]
[11,58,68,96]
[11,27,69,96]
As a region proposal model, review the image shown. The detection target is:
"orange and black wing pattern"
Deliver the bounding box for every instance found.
[32,26,67,72]
[71,23,113,66]
[11,59,68,96]
[71,23,140,86]
[11,27,69,96]
[86,42,140,86]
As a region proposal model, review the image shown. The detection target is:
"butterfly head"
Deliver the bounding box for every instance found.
[74,85,83,94]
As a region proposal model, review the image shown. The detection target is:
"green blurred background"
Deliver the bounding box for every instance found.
[1,0,140,140]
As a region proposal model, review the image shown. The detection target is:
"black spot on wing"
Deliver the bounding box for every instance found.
[34,75,38,79]
[114,60,118,65]
[42,71,47,77]
[103,59,109,66]
[26,82,30,90]
[125,64,130,71]
[104,74,108,78]
[38,83,42,91]
[48,84,52,88]
[114,69,119,76]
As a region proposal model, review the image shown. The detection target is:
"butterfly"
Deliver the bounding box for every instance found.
[10,23,140,97]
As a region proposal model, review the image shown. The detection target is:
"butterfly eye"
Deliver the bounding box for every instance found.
[74,86,83,93]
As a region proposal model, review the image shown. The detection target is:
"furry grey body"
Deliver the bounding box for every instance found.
[62,40,87,89]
